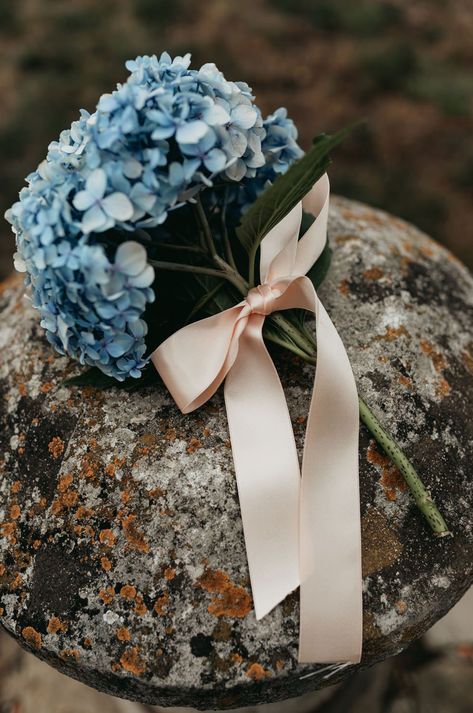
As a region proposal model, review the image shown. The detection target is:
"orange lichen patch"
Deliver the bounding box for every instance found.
[0,564,5,576]
[395,600,407,615]
[164,427,177,442]
[101,556,112,572]
[154,591,169,616]
[361,508,403,577]
[436,377,451,398]
[335,232,359,244]
[164,567,176,581]
[375,325,409,343]
[74,524,95,539]
[99,529,116,547]
[230,652,243,665]
[367,441,408,502]
[11,573,23,590]
[0,521,17,543]
[462,345,473,375]
[420,340,447,373]
[48,436,65,459]
[105,456,126,478]
[148,487,164,499]
[121,515,150,553]
[9,504,21,520]
[246,663,271,681]
[40,382,54,393]
[58,473,73,493]
[18,382,27,396]
[99,587,115,605]
[398,375,413,390]
[75,506,93,521]
[11,481,21,494]
[120,584,137,600]
[60,649,80,661]
[187,437,202,454]
[419,244,435,258]
[80,453,102,480]
[121,491,131,505]
[197,569,253,618]
[339,279,350,296]
[63,490,79,508]
[83,637,93,648]
[120,647,146,675]
[363,267,384,280]
[134,595,147,616]
[117,627,132,642]
[47,617,68,634]
[457,644,473,659]
[22,626,42,649]
[51,489,78,515]
[275,659,285,672]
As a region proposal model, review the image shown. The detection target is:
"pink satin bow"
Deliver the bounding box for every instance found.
[152,175,362,664]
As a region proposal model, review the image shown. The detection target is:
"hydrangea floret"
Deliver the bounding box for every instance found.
[5,52,303,381]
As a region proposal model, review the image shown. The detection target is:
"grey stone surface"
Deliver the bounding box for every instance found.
[1,197,473,709]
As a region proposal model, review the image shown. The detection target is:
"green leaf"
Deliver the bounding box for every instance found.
[237,127,352,285]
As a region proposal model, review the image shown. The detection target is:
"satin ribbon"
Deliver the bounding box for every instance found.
[151,175,362,664]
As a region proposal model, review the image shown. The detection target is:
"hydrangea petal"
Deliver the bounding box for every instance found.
[82,204,107,234]
[232,104,258,130]
[86,168,107,199]
[102,193,134,221]
[176,121,208,144]
[115,241,148,276]
[73,190,95,211]
[107,333,135,357]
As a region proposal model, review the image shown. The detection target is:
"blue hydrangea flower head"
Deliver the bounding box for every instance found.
[5,52,303,381]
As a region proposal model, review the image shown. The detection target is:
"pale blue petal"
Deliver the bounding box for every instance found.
[73,190,95,211]
[231,104,258,130]
[176,120,208,144]
[82,204,107,234]
[86,168,107,199]
[128,264,155,288]
[204,148,227,173]
[102,193,134,221]
[115,241,147,276]
[107,333,135,357]
[203,104,231,126]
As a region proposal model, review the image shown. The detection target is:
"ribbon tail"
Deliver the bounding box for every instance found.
[299,294,362,663]
[224,315,301,619]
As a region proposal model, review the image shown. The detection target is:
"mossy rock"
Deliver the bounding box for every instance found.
[1,197,473,709]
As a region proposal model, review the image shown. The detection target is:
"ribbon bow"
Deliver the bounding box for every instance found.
[152,175,362,664]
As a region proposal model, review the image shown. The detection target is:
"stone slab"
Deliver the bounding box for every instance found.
[1,197,473,708]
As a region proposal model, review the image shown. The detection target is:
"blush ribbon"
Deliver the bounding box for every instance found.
[151,174,362,664]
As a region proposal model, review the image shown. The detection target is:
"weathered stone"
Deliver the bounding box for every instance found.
[1,197,473,709]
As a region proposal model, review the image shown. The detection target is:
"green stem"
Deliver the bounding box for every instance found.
[221,188,238,272]
[269,314,450,537]
[269,313,316,356]
[195,194,218,260]
[358,399,451,536]
[149,259,245,293]
[264,329,316,362]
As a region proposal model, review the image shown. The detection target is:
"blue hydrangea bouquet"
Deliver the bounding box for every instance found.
[5,52,448,537]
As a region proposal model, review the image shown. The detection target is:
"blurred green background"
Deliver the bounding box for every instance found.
[1,0,472,280]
